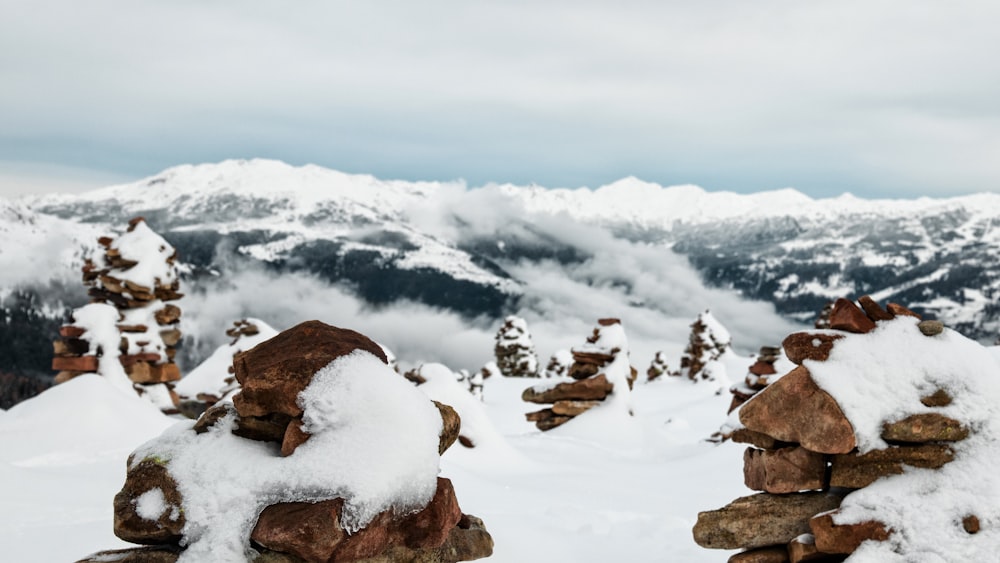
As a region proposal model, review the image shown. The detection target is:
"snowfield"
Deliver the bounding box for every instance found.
[0,355,753,562]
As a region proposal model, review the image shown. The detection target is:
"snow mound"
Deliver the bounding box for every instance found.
[412,363,510,454]
[173,318,279,399]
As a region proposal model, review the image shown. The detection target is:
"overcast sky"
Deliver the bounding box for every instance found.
[2,0,999,198]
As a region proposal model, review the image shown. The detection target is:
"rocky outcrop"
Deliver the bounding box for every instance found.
[83,321,492,563]
[53,218,183,413]
[523,318,635,431]
[695,296,973,562]
[493,315,539,377]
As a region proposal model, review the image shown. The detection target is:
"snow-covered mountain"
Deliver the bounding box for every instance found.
[3,158,999,387]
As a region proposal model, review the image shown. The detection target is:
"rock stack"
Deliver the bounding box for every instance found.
[646,350,670,382]
[544,349,573,378]
[678,310,731,381]
[814,301,834,329]
[727,346,782,413]
[493,315,539,377]
[693,297,976,562]
[53,218,183,412]
[80,320,493,563]
[522,318,635,431]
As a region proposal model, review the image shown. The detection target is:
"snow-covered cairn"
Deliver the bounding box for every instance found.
[83,320,493,563]
[544,349,573,378]
[52,217,184,412]
[695,296,1000,561]
[493,315,539,377]
[677,310,731,381]
[646,351,670,382]
[727,345,785,413]
[172,318,279,418]
[522,318,636,431]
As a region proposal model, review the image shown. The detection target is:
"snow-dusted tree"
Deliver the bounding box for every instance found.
[544,349,573,378]
[493,315,539,377]
[678,310,731,381]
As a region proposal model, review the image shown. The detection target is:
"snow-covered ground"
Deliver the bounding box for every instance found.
[0,356,752,562]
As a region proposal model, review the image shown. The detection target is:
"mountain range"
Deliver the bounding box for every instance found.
[2,159,999,396]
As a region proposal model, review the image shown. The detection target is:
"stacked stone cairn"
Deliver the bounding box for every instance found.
[646,350,671,382]
[693,296,965,562]
[53,217,183,412]
[522,318,636,431]
[727,346,782,413]
[677,310,731,381]
[81,320,493,563]
[814,301,834,329]
[544,349,573,379]
[493,315,539,377]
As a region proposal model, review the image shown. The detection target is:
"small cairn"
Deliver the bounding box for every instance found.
[544,349,573,378]
[727,345,782,413]
[693,296,977,562]
[80,320,493,563]
[814,301,834,329]
[493,315,540,377]
[678,310,731,381]
[53,217,183,412]
[646,351,671,382]
[522,318,636,431]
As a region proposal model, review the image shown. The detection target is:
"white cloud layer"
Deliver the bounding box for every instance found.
[2,1,1000,197]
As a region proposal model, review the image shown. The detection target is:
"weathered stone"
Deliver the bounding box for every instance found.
[963,515,980,534]
[918,320,945,336]
[786,535,833,562]
[782,333,843,365]
[60,325,87,338]
[536,415,573,431]
[193,403,232,433]
[178,399,209,420]
[597,318,621,327]
[126,362,181,384]
[744,447,827,494]
[113,459,185,545]
[233,320,388,418]
[810,512,889,554]
[52,355,98,372]
[458,435,475,448]
[551,399,600,416]
[858,295,893,322]
[739,366,856,454]
[160,329,183,347]
[886,303,921,319]
[120,353,164,367]
[252,478,463,562]
[881,413,968,443]
[433,401,461,455]
[358,513,494,563]
[281,418,311,457]
[830,444,954,488]
[749,361,778,376]
[693,492,844,550]
[233,412,292,443]
[76,546,181,563]
[521,374,613,403]
[728,545,789,562]
[525,408,556,422]
[731,427,787,450]
[829,298,876,333]
[53,338,90,356]
[154,304,182,325]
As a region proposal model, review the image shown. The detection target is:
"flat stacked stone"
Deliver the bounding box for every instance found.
[84,320,492,563]
[728,345,782,413]
[695,297,966,562]
[53,217,183,413]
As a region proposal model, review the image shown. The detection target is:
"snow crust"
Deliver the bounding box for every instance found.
[808,318,1000,561]
[130,350,442,561]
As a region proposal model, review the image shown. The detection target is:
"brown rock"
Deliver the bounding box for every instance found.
[829,298,876,333]
[52,355,99,372]
[731,428,787,450]
[53,338,90,356]
[536,415,573,431]
[252,477,462,562]
[233,320,388,418]
[75,546,181,563]
[857,295,893,322]
[728,546,789,562]
[362,513,494,563]
[113,458,185,545]
[882,413,968,443]
[551,399,600,416]
[739,366,856,454]
[60,325,87,338]
[744,447,827,494]
[918,320,945,336]
[782,333,843,365]
[193,403,232,433]
[963,515,980,534]
[154,304,182,325]
[160,329,183,347]
[787,535,830,563]
[521,374,613,403]
[120,353,164,367]
[433,401,461,455]
[830,444,954,488]
[810,511,889,554]
[281,418,311,457]
[126,362,181,384]
[920,389,953,407]
[567,361,601,380]
[597,318,621,327]
[233,412,293,443]
[886,303,921,319]
[54,370,84,384]
[749,361,778,376]
[693,492,844,550]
